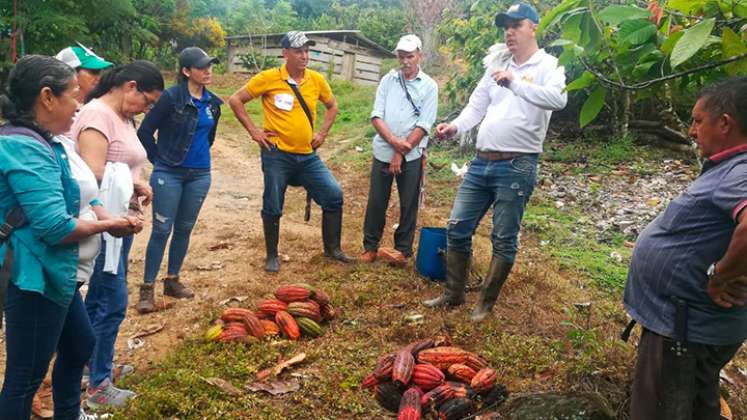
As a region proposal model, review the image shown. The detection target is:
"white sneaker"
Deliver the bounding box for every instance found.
[86,378,136,409]
[79,408,98,420]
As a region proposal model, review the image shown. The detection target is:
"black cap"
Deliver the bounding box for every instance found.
[179,47,219,69]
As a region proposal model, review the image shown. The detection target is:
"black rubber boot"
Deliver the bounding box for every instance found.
[423,250,470,308]
[470,257,513,322]
[263,216,280,272]
[322,211,355,263]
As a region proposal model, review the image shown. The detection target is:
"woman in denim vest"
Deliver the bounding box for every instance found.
[0,55,138,420]
[135,47,223,313]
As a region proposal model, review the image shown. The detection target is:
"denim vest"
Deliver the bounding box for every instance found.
[137,82,223,166]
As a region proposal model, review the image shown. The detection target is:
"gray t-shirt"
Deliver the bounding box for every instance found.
[624,147,747,345]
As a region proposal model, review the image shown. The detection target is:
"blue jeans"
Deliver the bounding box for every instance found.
[85,235,132,388]
[260,148,343,218]
[143,165,211,283]
[0,283,95,420]
[447,154,538,263]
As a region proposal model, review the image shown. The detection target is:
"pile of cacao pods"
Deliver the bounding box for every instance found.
[205,283,337,343]
[361,336,508,420]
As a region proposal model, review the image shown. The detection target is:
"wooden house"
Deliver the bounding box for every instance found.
[225,30,395,85]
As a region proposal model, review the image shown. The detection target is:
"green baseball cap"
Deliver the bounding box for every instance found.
[55,44,113,70]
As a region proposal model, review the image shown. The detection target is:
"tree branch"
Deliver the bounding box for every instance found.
[578,52,747,90]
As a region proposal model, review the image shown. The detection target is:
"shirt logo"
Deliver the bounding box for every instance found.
[521,75,534,84]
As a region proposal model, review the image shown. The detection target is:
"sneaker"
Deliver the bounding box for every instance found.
[86,378,136,409]
[79,408,98,420]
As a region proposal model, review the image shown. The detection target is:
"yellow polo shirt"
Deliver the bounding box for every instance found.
[245,65,333,154]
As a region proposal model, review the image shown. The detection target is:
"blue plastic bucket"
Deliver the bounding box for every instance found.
[416,227,447,282]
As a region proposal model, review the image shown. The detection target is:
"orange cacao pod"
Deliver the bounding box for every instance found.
[223,322,248,335]
[374,352,397,380]
[320,303,337,321]
[312,289,330,305]
[260,319,280,336]
[274,311,300,340]
[470,368,497,394]
[361,373,380,391]
[392,350,415,386]
[447,363,477,384]
[255,309,270,319]
[463,352,488,371]
[404,339,435,356]
[287,300,322,323]
[220,307,254,323]
[398,387,423,420]
[411,363,445,391]
[420,384,455,409]
[242,312,265,339]
[274,285,312,303]
[445,381,475,399]
[417,347,469,369]
[258,299,288,316]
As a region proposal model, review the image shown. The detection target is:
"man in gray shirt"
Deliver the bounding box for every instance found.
[624,77,747,419]
[360,35,438,265]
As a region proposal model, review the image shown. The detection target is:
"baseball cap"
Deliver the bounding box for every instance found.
[495,3,540,27]
[281,31,316,49]
[179,47,219,69]
[394,34,422,53]
[55,44,113,71]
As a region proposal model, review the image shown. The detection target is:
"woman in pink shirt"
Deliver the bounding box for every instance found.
[71,61,163,409]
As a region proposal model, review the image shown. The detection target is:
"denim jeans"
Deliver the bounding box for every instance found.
[363,157,422,256]
[446,154,537,262]
[85,234,132,388]
[260,147,343,218]
[0,283,95,420]
[143,165,211,283]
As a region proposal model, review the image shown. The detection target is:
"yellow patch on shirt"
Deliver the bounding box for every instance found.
[521,75,534,84]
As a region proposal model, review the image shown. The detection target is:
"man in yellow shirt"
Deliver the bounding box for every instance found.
[229,31,354,272]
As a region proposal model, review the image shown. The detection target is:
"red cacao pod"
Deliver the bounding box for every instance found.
[470,368,497,394]
[374,353,397,380]
[417,347,469,369]
[287,300,322,323]
[274,285,312,303]
[398,387,424,420]
[411,364,445,391]
[274,311,300,340]
[392,349,415,386]
[257,299,288,316]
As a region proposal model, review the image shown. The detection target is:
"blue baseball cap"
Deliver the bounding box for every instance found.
[495,3,540,27]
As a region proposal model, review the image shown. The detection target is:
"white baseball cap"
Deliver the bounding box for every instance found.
[394,35,422,53]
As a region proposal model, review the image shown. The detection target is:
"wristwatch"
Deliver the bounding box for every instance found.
[706,262,718,279]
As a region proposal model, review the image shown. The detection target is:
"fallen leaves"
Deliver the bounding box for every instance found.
[202,377,243,397]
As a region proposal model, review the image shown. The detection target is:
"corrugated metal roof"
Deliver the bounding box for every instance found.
[226,30,395,58]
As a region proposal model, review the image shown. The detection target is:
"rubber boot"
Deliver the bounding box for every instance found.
[322,211,355,263]
[263,216,280,272]
[470,257,513,322]
[135,283,155,314]
[423,250,470,308]
[164,276,194,299]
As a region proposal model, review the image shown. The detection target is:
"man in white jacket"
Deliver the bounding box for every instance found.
[424,3,567,321]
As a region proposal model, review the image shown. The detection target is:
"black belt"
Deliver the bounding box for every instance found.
[476,150,525,161]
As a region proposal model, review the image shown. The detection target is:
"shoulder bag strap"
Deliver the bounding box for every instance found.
[286,81,314,129]
[398,71,421,117]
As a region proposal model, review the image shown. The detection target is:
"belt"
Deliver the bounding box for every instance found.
[476,150,525,161]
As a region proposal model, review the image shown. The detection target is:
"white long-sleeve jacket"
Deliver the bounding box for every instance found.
[98,162,133,274]
[452,48,567,153]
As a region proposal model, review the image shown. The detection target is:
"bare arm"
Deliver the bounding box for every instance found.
[60,216,138,243]
[312,97,338,149]
[708,211,747,307]
[228,88,274,150]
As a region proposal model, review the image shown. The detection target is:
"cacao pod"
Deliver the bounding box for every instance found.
[220,307,254,323]
[445,381,475,400]
[218,328,247,343]
[205,324,223,341]
[398,387,424,420]
[470,368,497,394]
[312,289,331,305]
[420,384,455,409]
[287,300,322,323]
[438,397,474,420]
[296,316,323,337]
[275,311,301,340]
[375,382,403,413]
[223,322,248,335]
[481,383,509,407]
[392,349,415,386]
[289,282,317,295]
[242,312,265,339]
[463,352,488,371]
[447,363,477,384]
[374,353,397,380]
[274,285,312,303]
[260,319,280,336]
[320,303,337,321]
[361,373,380,391]
[404,339,435,356]
[257,299,288,316]
[255,309,271,319]
[417,347,469,369]
[411,364,445,391]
